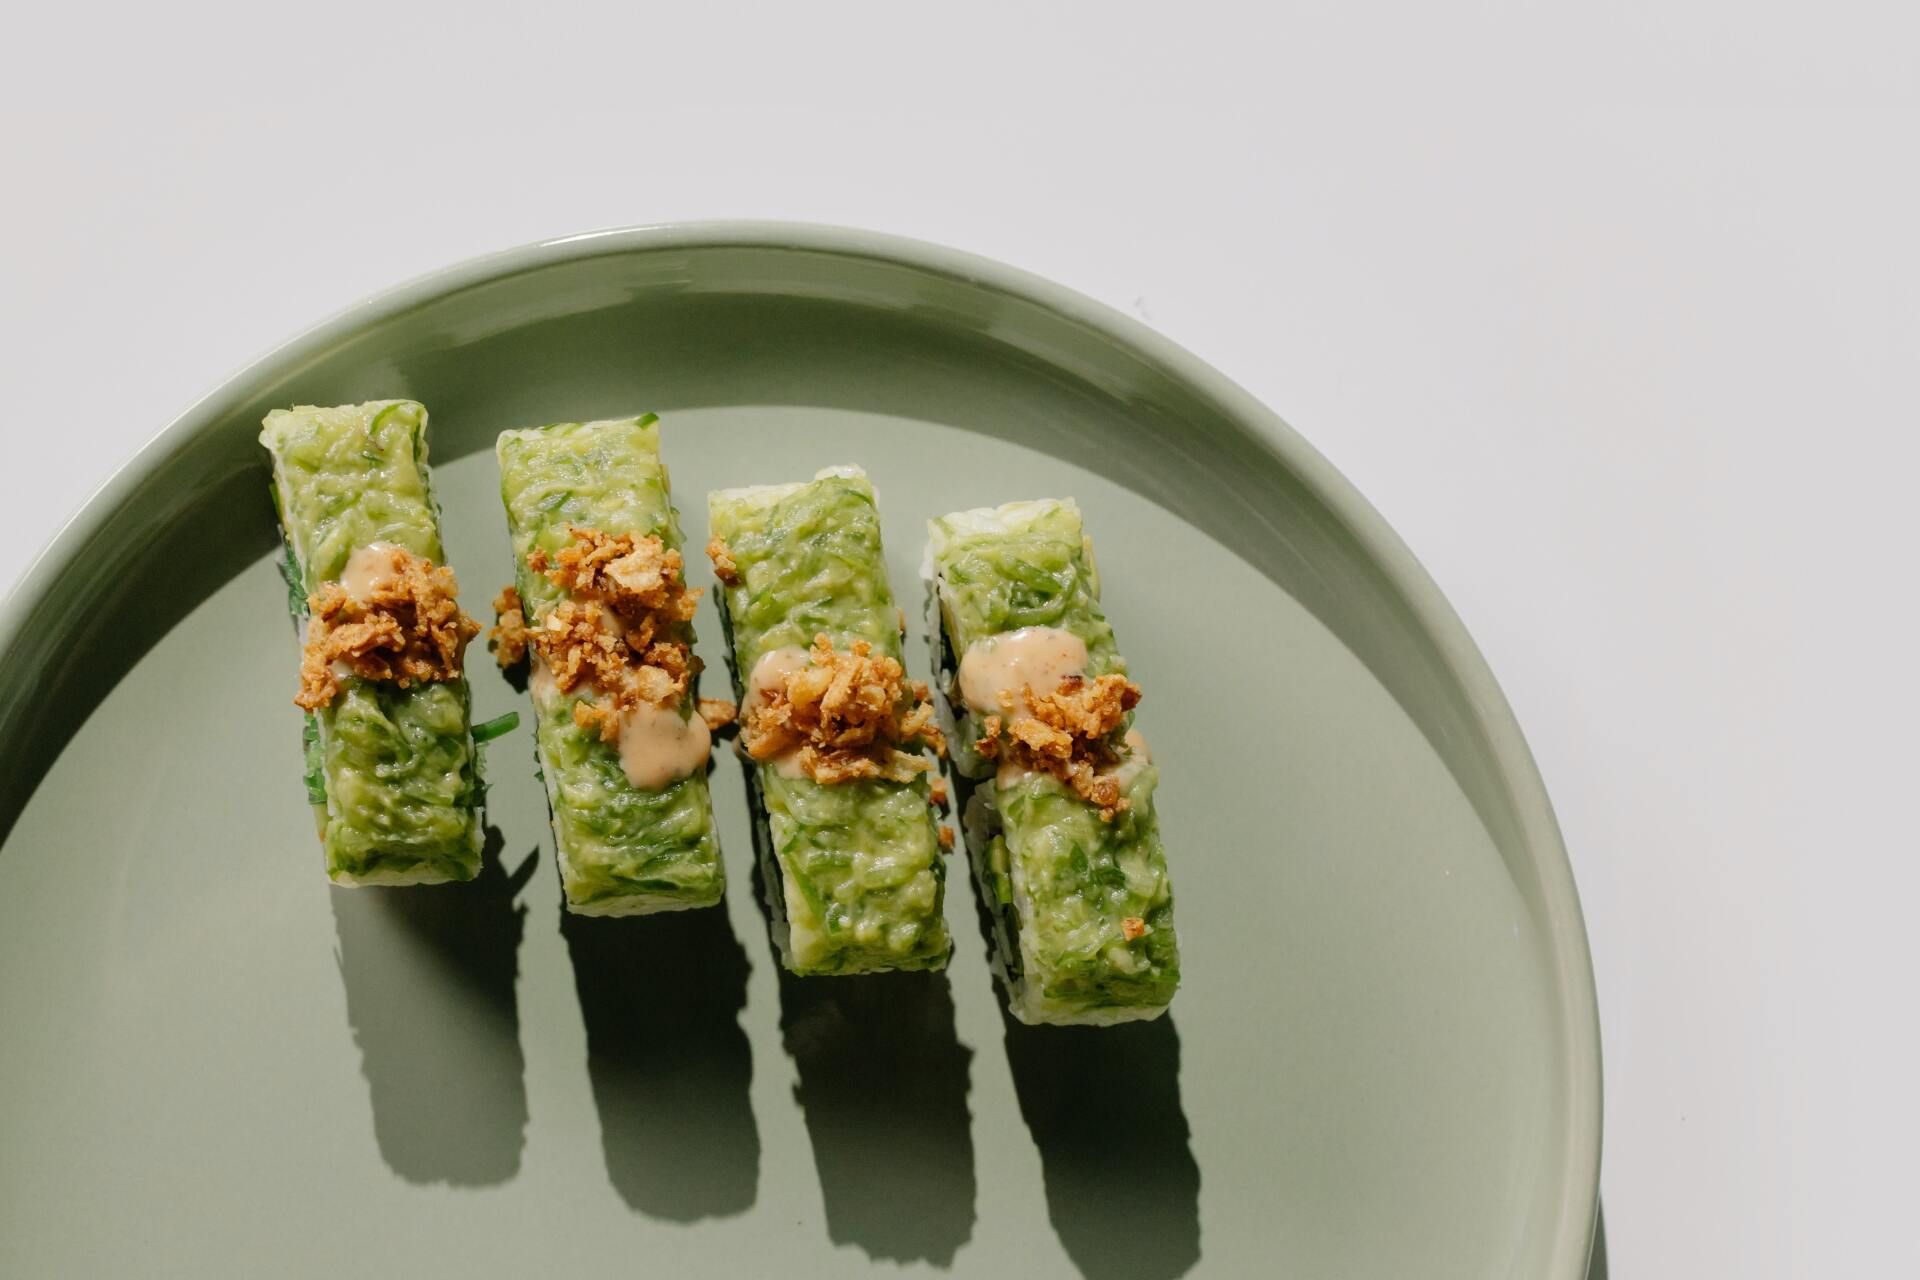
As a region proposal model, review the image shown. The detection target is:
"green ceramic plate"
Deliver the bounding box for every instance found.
[0,224,1599,1278]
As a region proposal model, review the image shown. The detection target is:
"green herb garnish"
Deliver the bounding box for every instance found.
[471,711,521,743]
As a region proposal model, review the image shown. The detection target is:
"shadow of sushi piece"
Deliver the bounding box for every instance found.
[1000,1009,1201,1280]
[745,836,977,1265]
[561,896,761,1220]
[330,827,538,1187]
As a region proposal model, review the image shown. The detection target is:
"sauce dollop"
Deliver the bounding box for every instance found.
[957,626,1088,714]
[338,542,404,602]
[746,646,814,777]
[616,701,711,790]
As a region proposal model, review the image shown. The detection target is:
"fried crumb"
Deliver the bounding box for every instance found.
[523,527,705,727]
[938,825,955,852]
[535,527,701,624]
[743,633,945,785]
[698,697,738,731]
[706,535,739,585]
[572,695,621,744]
[928,776,949,809]
[975,673,1142,819]
[1121,916,1147,941]
[296,546,479,710]
[490,585,529,668]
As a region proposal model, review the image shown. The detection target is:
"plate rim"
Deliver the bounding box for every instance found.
[0,220,1601,1276]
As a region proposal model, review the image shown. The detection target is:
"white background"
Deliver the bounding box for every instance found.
[4,4,1915,1274]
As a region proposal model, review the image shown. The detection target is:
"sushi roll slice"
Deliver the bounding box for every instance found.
[262,400,485,886]
[493,415,727,915]
[925,499,1179,1024]
[707,466,951,974]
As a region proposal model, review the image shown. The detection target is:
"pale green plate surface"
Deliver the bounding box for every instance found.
[0,225,1598,1278]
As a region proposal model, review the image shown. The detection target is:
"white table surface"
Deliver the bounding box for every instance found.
[4,6,1914,1275]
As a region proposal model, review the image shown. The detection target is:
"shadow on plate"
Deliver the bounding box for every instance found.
[776,965,977,1265]
[561,896,760,1220]
[1001,1011,1201,1280]
[746,846,976,1265]
[1587,1199,1609,1279]
[330,827,538,1186]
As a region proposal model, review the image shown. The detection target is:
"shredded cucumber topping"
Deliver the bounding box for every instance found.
[997,767,1177,1013]
[534,701,720,905]
[261,401,480,885]
[499,413,668,616]
[928,499,1178,1021]
[264,401,444,589]
[711,469,949,974]
[711,470,903,662]
[928,501,1118,668]
[323,680,479,884]
[497,416,723,913]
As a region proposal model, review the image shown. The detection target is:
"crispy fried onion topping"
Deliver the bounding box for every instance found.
[493,527,709,744]
[705,535,739,586]
[490,585,529,666]
[743,634,945,785]
[296,546,480,710]
[976,673,1142,820]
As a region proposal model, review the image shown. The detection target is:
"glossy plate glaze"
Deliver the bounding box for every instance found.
[0,224,1599,1278]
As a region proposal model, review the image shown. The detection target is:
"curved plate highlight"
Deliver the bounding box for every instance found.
[0,224,1598,1278]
